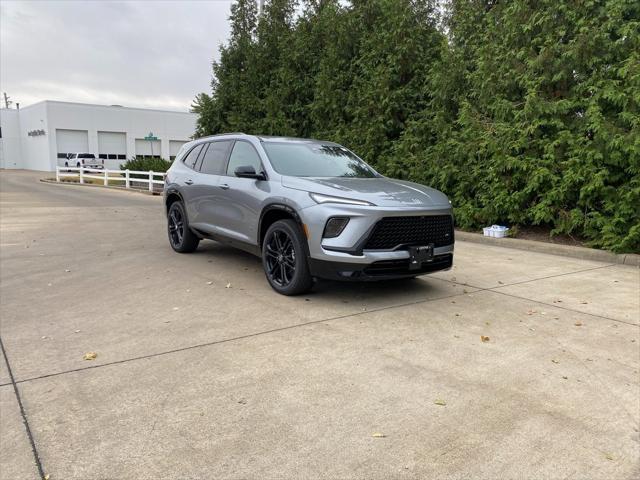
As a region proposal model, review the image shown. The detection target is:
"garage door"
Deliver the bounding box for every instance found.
[169,140,187,160]
[56,129,89,158]
[98,131,126,160]
[135,138,161,158]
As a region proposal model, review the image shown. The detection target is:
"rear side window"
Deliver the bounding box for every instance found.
[226,141,262,176]
[200,141,232,175]
[182,144,203,169]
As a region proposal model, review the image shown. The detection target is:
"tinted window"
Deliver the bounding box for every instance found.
[226,141,262,176]
[79,153,95,159]
[262,143,377,178]
[200,141,232,175]
[182,144,203,169]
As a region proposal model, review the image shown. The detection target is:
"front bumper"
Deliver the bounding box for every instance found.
[300,203,454,264]
[309,253,453,281]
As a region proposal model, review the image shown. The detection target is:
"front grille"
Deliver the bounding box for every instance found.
[363,215,453,250]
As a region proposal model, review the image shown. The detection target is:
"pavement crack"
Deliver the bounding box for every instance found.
[430,263,638,326]
[0,336,46,479]
[6,289,471,386]
[488,289,639,327]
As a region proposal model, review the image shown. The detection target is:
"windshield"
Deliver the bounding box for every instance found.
[262,143,378,178]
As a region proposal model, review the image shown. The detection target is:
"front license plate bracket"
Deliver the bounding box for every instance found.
[408,245,434,270]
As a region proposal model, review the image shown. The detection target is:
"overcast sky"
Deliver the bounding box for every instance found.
[0,0,233,111]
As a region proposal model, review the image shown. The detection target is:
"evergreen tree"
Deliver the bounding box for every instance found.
[194,0,639,253]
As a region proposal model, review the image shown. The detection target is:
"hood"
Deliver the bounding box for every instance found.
[281,176,450,208]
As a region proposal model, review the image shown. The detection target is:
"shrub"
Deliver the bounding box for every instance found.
[120,156,172,173]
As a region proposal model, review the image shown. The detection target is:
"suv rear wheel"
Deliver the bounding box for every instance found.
[262,219,313,295]
[167,201,199,253]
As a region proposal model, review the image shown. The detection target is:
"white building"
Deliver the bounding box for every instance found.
[0,100,197,171]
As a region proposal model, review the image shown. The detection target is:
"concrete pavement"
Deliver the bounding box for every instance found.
[1,170,638,479]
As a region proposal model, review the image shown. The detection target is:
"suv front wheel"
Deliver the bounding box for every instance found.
[262,219,313,295]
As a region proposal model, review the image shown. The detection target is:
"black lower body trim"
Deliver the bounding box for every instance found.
[192,228,261,257]
[309,253,453,281]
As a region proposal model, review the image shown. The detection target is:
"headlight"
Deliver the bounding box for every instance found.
[323,217,350,238]
[309,192,375,206]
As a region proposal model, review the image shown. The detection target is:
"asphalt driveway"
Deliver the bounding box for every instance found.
[1,170,638,479]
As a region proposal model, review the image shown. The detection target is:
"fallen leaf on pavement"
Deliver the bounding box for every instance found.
[226,283,232,288]
[551,359,559,364]
[527,309,537,315]
[206,281,213,285]
[580,301,589,304]
[605,453,614,461]
[574,322,583,327]
[83,352,97,361]
[372,433,386,438]
[498,281,504,285]
[480,335,490,342]
[434,400,447,406]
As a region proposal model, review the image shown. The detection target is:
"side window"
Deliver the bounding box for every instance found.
[200,140,232,175]
[182,144,203,169]
[226,141,262,176]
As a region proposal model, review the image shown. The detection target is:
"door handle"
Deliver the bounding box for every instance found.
[219,183,230,190]
[185,179,194,185]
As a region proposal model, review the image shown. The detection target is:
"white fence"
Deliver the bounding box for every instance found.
[56,166,165,192]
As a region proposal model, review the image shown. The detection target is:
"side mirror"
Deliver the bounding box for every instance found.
[234,165,266,180]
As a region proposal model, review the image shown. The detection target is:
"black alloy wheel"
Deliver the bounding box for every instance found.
[265,229,296,287]
[262,219,313,295]
[167,201,199,253]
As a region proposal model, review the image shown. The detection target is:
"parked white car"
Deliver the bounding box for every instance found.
[63,153,104,169]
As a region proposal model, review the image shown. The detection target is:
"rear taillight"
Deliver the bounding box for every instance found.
[82,159,85,164]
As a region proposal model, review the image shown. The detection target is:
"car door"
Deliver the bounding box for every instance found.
[189,140,233,233]
[215,140,269,245]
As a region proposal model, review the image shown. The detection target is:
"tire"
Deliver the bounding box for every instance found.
[262,219,313,295]
[76,162,81,168]
[64,161,69,167]
[167,201,199,253]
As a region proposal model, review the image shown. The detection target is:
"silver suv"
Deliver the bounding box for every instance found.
[164,134,454,295]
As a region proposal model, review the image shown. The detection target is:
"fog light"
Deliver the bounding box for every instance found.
[323,217,349,238]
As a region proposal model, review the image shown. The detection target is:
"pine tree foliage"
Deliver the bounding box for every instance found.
[193,0,640,252]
